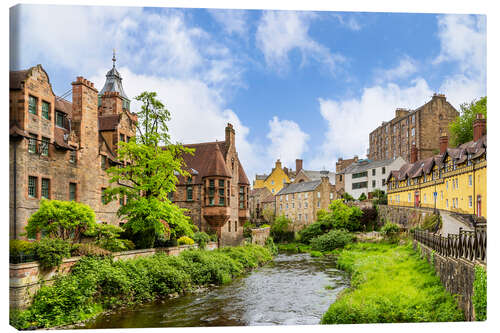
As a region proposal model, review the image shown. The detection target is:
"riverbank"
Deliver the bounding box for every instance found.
[10,245,273,330]
[321,242,465,324]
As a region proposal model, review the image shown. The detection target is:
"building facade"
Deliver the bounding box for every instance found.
[387,116,487,219]
[342,157,406,199]
[10,62,136,239]
[334,156,359,194]
[249,187,275,224]
[170,124,250,246]
[253,159,297,194]
[275,172,336,231]
[368,94,459,162]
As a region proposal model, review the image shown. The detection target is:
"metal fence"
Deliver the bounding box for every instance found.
[412,227,486,263]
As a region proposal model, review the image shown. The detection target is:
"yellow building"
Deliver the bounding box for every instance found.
[387,117,486,219]
[253,159,293,194]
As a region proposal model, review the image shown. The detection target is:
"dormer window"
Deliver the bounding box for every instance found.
[55,111,65,128]
[29,95,37,115]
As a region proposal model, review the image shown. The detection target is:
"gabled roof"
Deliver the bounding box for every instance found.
[55,98,73,116]
[10,70,29,90]
[276,180,322,196]
[255,174,268,180]
[300,169,336,185]
[343,158,397,174]
[178,141,231,184]
[237,157,250,185]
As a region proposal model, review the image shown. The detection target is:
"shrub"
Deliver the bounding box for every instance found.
[422,214,442,232]
[10,239,35,256]
[473,266,487,321]
[33,238,72,270]
[177,236,195,246]
[192,231,211,249]
[265,236,278,255]
[328,200,363,232]
[260,224,270,228]
[243,221,256,238]
[380,222,401,243]
[270,215,294,243]
[360,207,378,231]
[310,229,353,252]
[71,243,111,257]
[358,193,367,201]
[25,199,97,243]
[299,221,329,244]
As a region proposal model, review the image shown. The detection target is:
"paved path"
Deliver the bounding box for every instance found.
[439,211,473,236]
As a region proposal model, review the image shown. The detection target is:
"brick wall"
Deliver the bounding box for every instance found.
[377,204,435,229]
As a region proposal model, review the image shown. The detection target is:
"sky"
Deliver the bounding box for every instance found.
[9,4,487,183]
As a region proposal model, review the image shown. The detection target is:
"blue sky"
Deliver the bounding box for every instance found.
[10,5,486,182]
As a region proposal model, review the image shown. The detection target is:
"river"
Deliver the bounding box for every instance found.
[82,252,349,328]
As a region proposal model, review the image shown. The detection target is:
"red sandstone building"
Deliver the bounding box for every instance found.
[9,59,137,239]
[170,124,250,246]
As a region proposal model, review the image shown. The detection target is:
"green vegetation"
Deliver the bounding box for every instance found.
[25,199,97,242]
[358,193,367,201]
[192,232,211,249]
[421,214,442,232]
[270,215,294,243]
[472,265,487,321]
[243,221,256,238]
[260,224,270,228]
[10,245,272,329]
[310,229,353,252]
[85,223,135,252]
[31,238,73,270]
[342,193,354,202]
[380,222,400,243]
[277,242,311,253]
[177,236,195,246]
[371,189,387,205]
[105,91,196,249]
[449,96,486,147]
[321,242,464,324]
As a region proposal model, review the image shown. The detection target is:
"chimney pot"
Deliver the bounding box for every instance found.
[410,144,418,163]
[295,159,303,173]
[439,133,448,154]
[473,113,486,141]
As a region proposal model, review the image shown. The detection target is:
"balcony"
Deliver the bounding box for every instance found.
[238,208,250,224]
[203,206,231,228]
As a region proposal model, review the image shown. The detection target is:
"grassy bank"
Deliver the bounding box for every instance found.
[10,245,272,329]
[321,242,464,324]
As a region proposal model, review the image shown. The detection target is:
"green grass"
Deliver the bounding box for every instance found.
[321,242,464,324]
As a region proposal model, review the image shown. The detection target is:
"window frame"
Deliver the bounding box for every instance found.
[28,95,37,115]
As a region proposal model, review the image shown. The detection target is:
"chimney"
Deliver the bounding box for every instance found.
[473,113,486,141]
[395,108,410,119]
[225,123,235,148]
[439,133,448,154]
[410,144,418,163]
[296,159,303,173]
[320,170,330,184]
[275,159,282,170]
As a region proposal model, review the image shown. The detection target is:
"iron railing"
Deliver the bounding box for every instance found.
[412,226,486,263]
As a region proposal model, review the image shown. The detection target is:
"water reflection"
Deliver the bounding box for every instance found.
[83,253,348,329]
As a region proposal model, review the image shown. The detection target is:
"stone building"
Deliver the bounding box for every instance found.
[253,159,297,194]
[275,171,336,231]
[249,187,275,224]
[169,124,250,246]
[294,169,335,185]
[368,94,459,162]
[9,59,137,239]
[342,157,406,200]
[387,115,487,218]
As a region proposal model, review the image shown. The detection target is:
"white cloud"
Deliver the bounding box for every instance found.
[312,79,433,168]
[434,14,486,107]
[332,14,362,31]
[208,9,248,36]
[374,56,418,83]
[256,11,344,74]
[266,116,309,168]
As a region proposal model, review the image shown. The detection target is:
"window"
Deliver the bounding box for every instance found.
[317,201,320,208]
[372,180,376,188]
[228,221,231,232]
[120,133,125,142]
[41,137,49,156]
[42,101,50,119]
[330,193,333,200]
[271,180,274,185]
[98,96,102,107]
[41,178,50,199]
[469,196,473,208]
[446,181,449,190]
[352,171,368,179]
[69,149,77,164]
[286,204,288,209]
[298,202,301,208]
[411,115,415,123]
[298,193,301,199]
[120,196,124,206]
[168,191,174,201]
[317,192,320,198]
[286,195,288,201]
[292,202,295,208]
[305,214,308,222]
[298,214,302,221]
[208,179,215,206]
[272,189,274,193]
[452,179,455,189]
[28,133,37,153]
[187,184,193,201]
[56,111,64,127]
[280,204,282,210]
[234,221,237,232]
[469,175,472,186]
[101,188,107,205]
[304,193,308,199]
[339,175,342,181]
[305,202,308,208]
[424,194,426,203]
[411,128,415,137]
[352,182,368,189]
[28,176,37,198]
[441,191,443,200]
[239,186,245,209]
[456,178,459,189]
[69,183,76,201]
[29,96,37,115]
[408,193,411,202]
[372,169,376,176]
[101,155,107,170]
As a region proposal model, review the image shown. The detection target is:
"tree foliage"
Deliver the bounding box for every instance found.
[105,92,196,248]
[449,96,486,147]
[270,215,294,243]
[262,207,276,224]
[372,189,387,205]
[358,193,367,201]
[25,199,97,243]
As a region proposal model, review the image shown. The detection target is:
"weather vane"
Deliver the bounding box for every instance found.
[112,49,116,68]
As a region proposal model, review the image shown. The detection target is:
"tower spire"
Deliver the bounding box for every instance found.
[112,49,116,68]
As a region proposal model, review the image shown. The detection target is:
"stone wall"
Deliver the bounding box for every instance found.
[10,242,217,309]
[413,240,484,321]
[251,227,270,245]
[377,204,435,229]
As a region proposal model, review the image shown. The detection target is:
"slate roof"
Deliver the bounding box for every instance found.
[342,158,396,174]
[99,66,129,100]
[255,174,268,180]
[276,180,322,196]
[99,114,121,131]
[300,170,336,184]
[55,98,73,115]
[10,70,29,90]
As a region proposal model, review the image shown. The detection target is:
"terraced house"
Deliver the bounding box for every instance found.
[9,59,137,239]
[386,115,487,218]
[253,159,299,194]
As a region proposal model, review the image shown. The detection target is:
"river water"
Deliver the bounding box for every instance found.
[83,252,348,328]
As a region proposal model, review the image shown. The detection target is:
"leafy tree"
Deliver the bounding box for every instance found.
[342,192,354,202]
[105,92,196,248]
[371,189,387,205]
[449,96,486,147]
[25,199,97,243]
[328,200,363,232]
[358,193,367,201]
[262,207,276,224]
[270,215,294,243]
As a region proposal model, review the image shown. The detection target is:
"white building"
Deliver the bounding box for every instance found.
[342,157,406,199]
